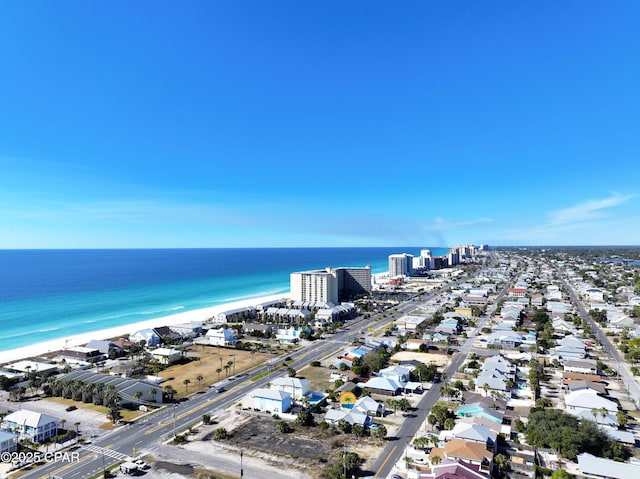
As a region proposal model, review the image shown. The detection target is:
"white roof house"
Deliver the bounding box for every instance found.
[378,365,411,382]
[269,377,311,400]
[206,327,237,346]
[150,347,182,365]
[577,452,640,479]
[3,410,59,443]
[438,422,497,448]
[363,377,404,396]
[565,389,618,416]
[324,408,370,427]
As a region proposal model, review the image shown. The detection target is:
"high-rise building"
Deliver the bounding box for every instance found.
[334,266,372,301]
[290,266,372,304]
[388,253,413,277]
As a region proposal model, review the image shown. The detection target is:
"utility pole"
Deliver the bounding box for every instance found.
[343,443,347,479]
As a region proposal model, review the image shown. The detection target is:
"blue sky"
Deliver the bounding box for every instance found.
[1,1,638,248]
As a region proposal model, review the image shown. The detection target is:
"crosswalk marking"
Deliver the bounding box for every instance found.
[84,444,129,461]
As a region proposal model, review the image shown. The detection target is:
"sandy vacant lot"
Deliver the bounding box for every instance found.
[158,343,297,397]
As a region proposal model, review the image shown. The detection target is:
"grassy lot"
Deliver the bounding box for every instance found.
[44,396,144,425]
[297,364,337,392]
[158,343,297,398]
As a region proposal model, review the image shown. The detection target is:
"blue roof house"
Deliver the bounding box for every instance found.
[251,388,291,415]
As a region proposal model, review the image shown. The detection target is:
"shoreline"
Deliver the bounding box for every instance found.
[0,292,290,366]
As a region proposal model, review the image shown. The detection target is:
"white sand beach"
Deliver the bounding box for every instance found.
[0,292,290,365]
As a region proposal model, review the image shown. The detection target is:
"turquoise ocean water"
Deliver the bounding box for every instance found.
[0,247,447,353]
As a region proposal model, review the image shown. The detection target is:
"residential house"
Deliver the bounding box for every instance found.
[270,377,311,401]
[85,339,122,357]
[419,460,489,479]
[565,389,618,417]
[577,453,640,479]
[551,335,586,361]
[438,422,497,452]
[563,358,598,375]
[352,396,383,416]
[3,410,59,443]
[150,347,182,365]
[324,408,370,427]
[251,388,291,414]
[405,338,428,351]
[206,327,237,347]
[377,365,411,382]
[275,327,304,344]
[456,403,504,425]
[0,431,18,453]
[429,438,493,475]
[363,377,403,396]
[130,328,161,347]
[169,322,203,338]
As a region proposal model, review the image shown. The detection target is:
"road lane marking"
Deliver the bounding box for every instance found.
[373,444,398,478]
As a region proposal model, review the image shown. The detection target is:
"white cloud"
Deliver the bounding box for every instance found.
[548,193,634,226]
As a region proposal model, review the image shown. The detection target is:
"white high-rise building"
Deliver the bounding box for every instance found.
[388,253,413,277]
[419,249,434,270]
[290,269,338,305]
[290,266,372,304]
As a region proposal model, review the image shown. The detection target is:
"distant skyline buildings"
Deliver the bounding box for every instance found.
[389,244,482,278]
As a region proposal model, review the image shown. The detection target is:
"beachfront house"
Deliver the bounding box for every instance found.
[86,339,123,358]
[3,410,59,443]
[206,327,237,347]
[130,328,161,347]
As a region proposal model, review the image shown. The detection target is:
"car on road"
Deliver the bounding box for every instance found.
[216,387,225,393]
[65,405,77,412]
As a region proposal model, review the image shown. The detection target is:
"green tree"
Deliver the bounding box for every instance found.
[551,469,572,479]
[276,420,291,433]
[296,409,314,427]
[372,424,387,442]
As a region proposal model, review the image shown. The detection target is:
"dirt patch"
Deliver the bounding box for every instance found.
[229,415,328,460]
[155,461,195,475]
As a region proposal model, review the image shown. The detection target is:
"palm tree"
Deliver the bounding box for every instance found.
[600,407,608,426]
[591,407,599,424]
[134,390,143,403]
[483,383,489,397]
[216,368,222,381]
[427,414,438,431]
[164,385,177,402]
[431,455,442,465]
[149,387,158,403]
[224,364,231,377]
[183,379,191,393]
[196,374,204,388]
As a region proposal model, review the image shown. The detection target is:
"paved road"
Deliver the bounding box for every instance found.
[558,272,640,409]
[370,258,510,479]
